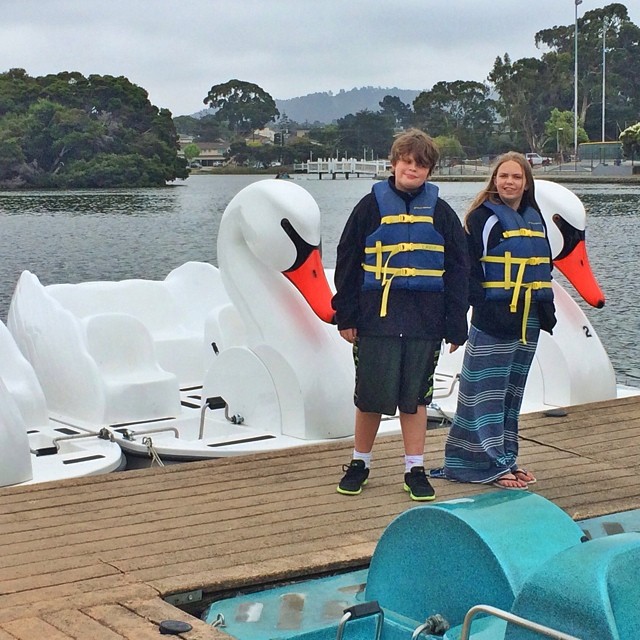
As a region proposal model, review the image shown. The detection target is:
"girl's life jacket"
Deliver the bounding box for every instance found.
[480,200,553,342]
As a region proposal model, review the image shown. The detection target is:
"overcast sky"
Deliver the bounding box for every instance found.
[2,1,639,117]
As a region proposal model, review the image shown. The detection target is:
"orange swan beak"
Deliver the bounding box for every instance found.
[283,247,336,324]
[554,239,605,308]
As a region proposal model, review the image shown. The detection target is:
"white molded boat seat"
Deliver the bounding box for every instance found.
[163,262,229,332]
[83,313,180,425]
[48,277,206,386]
[0,320,49,428]
[0,379,33,487]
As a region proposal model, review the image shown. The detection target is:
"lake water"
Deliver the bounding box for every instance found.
[0,174,638,384]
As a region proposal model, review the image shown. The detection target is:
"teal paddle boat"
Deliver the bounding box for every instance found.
[203,491,640,639]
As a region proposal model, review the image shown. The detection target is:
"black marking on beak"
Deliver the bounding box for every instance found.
[552,213,585,261]
[280,218,320,271]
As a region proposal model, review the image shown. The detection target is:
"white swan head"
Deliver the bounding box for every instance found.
[220,179,336,322]
[534,179,605,308]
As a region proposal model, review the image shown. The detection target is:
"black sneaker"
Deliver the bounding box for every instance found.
[404,466,436,501]
[337,459,369,495]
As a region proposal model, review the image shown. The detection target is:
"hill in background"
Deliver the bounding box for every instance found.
[275,86,420,124]
[190,86,421,125]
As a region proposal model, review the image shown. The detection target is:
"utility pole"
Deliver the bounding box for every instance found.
[574,0,582,164]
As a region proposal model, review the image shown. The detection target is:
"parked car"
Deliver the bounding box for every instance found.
[525,153,552,167]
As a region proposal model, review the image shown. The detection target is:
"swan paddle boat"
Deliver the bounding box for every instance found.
[0,320,125,488]
[202,491,640,640]
[5,179,633,462]
[431,178,631,419]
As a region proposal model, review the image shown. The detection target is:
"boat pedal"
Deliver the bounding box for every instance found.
[54,427,81,435]
[32,446,59,457]
[205,396,227,410]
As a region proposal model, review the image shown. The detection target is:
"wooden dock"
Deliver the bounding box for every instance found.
[2,395,640,638]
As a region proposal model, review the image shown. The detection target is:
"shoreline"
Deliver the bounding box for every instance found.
[189,166,640,185]
[432,173,640,183]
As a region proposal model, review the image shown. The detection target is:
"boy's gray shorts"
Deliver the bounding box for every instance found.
[353,335,441,416]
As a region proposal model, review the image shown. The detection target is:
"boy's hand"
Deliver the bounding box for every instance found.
[448,343,460,353]
[339,328,358,344]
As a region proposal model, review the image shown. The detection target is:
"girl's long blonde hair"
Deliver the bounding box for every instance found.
[464,151,537,230]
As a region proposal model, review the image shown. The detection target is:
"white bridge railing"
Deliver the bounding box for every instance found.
[293,158,390,177]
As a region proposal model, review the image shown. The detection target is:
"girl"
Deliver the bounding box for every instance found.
[436,151,556,489]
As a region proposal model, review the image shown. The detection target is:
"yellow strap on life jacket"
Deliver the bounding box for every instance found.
[364,241,444,281]
[481,251,552,342]
[380,214,433,225]
[517,281,553,343]
[502,228,546,239]
[362,262,445,317]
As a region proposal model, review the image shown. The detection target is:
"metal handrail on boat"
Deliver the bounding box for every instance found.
[429,373,460,425]
[119,426,180,441]
[458,604,582,640]
[198,396,244,440]
[433,373,460,399]
[51,426,115,447]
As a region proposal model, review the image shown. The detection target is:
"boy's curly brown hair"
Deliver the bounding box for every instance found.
[390,128,439,170]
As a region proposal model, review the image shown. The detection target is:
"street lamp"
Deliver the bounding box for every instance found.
[602,17,607,142]
[574,0,582,163]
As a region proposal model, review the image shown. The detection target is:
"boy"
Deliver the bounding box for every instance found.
[332,129,469,501]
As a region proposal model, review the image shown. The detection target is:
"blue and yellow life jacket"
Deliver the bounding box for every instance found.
[480,200,553,341]
[362,181,445,317]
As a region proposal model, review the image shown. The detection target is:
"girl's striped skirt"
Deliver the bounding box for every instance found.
[443,318,540,484]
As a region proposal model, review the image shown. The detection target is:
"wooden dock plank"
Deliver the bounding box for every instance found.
[40,609,126,640]
[1,617,76,640]
[1,395,640,637]
[80,604,176,640]
[0,576,158,625]
[122,598,243,639]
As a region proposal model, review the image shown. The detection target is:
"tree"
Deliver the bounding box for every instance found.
[0,70,187,188]
[544,108,588,158]
[335,110,395,158]
[183,143,201,165]
[0,68,41,116]
[487,4,640,151]
[433,135,465,165]
[203,79,279,137]
[308,123,340,156]
[534,3,639,140]
[489,54,562,152]
[619,121,640,158]
[286,137,323,163]
[174,114,227,142]
[378,95,413,129]
[413,81,496,156]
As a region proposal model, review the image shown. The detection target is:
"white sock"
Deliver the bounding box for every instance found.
[353,450,372,468]
[405,455,424,472]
